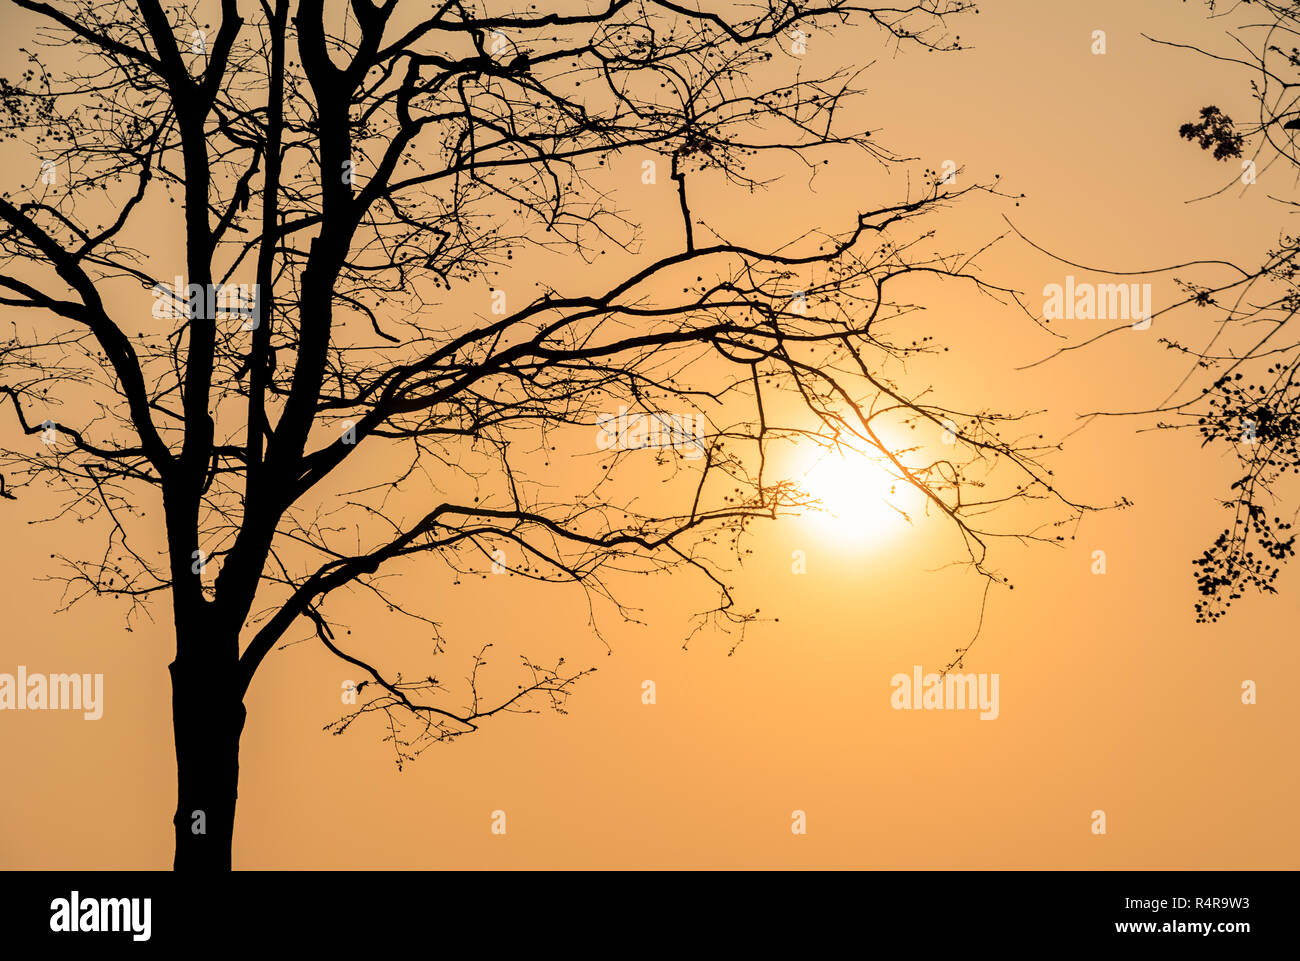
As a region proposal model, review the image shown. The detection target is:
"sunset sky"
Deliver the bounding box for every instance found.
[1,0,1296,869]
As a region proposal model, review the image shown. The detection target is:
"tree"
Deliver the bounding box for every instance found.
[1135,1,1300,622]
[0,0,1083,870]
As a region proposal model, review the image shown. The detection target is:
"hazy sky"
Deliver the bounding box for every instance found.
[1,0,1296,868]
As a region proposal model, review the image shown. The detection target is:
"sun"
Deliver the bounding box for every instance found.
[798,450,905,538]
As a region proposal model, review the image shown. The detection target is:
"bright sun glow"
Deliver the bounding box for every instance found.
[799,452,904,538]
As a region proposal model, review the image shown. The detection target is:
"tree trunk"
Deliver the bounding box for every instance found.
[169,653,246,871]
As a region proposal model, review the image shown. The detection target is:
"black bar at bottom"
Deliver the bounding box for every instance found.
[0,869,1282,948]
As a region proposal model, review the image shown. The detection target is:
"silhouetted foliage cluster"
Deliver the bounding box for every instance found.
[1192,371,1299,622]
[1163,2,1300,619]
[1178,106,1245,160]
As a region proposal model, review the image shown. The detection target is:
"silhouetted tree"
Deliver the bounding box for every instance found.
[1150,1,1300,622]
[0,0,1082,870]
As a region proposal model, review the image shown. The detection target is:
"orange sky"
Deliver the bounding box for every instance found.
[0,0,1296,869]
